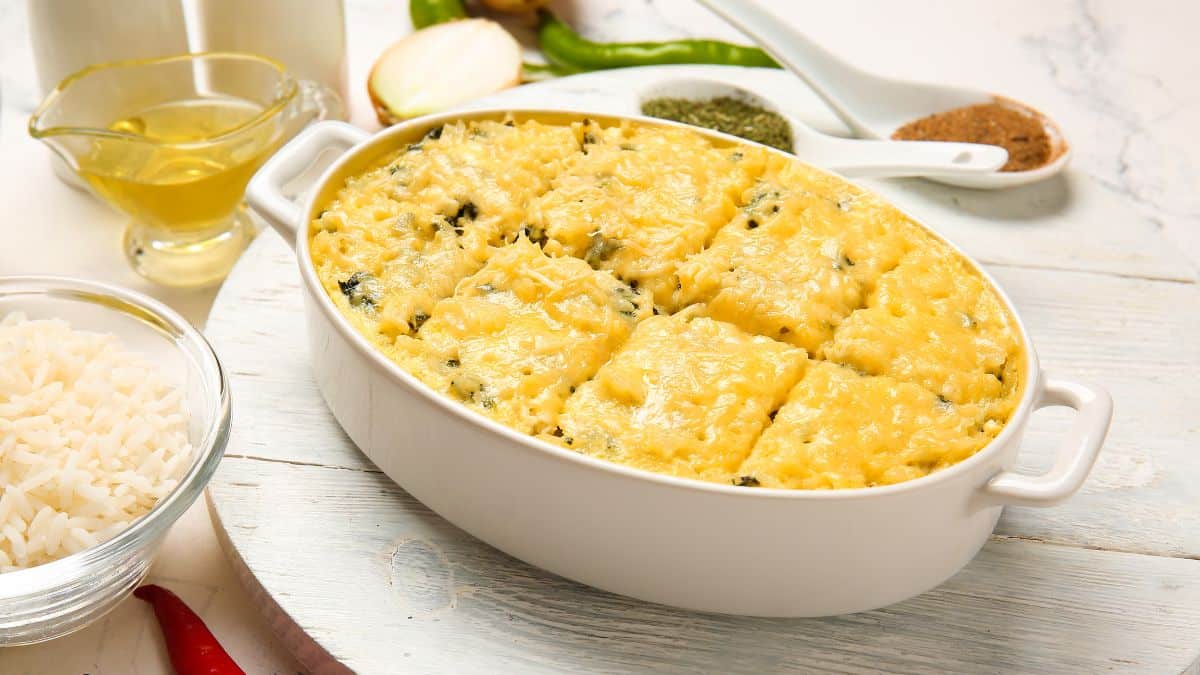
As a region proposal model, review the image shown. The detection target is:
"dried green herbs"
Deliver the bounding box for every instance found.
[584,232,621,267]
[408,311,430,332]
[450,372,494,408]
[338,272,379,309]
[611,283,640,319]
[520,223,547,246]
[434,200,479,236]
[641,96,793,153]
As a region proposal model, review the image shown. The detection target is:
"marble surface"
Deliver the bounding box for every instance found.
[0,0,1197,673]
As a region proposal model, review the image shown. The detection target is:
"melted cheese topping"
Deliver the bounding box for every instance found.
[400,238,651,434]
[676,157,918,355]
[820,242,1025,423]
[548,314,805,483]
[310,119,581,342]
[526,120,768,309]
[310,116,1026,490]
[740,362,993,489]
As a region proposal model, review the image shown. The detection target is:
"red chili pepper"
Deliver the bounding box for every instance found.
[134,584,245,675]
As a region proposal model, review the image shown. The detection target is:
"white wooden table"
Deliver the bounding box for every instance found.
[3,1,1199,673]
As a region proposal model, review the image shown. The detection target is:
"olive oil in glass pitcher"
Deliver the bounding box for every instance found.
[30,52,341,287]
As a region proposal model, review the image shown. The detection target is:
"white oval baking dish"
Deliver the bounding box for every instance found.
[245,109,1112,617]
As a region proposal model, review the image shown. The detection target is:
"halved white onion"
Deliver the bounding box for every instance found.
[368,19,523,126]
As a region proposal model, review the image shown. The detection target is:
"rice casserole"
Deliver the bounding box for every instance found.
[308,117,1025,490]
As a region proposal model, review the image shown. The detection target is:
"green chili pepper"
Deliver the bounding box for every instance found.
[410,0,467,29]
[537,10,779,72]
[522,61,571,83]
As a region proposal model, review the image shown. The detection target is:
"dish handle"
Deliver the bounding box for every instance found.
[980,375,1112,507]
[246,121,370,248]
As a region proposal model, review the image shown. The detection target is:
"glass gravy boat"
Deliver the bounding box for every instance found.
[30,52,342,287]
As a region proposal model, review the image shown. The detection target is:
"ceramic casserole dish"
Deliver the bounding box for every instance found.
[244,109,1112,617]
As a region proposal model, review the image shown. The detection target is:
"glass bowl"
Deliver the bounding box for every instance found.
[0,276,230,645]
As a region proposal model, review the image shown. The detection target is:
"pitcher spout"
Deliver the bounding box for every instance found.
[27,62,145,173]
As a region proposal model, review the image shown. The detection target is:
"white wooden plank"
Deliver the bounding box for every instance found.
[209,456,1200,674]
[206,232,1200,557]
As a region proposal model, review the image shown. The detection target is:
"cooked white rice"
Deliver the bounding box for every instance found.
[0,312,192,572]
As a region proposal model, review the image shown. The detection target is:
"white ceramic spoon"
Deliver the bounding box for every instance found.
[637,77,1007,178]
[696,0,1071,189]
[788,125,1008,178]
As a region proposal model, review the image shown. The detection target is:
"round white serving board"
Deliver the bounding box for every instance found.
[206,65,1200,674]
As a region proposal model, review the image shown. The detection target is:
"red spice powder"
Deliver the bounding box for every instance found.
[892,103,1052,172]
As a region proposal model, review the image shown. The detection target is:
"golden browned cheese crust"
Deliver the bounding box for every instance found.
[740,362,996,489]
[309,119,581,344]
[402,238,651,435]
[546,313,806,484]
[526,120,769,309]
[820,241,1026,425]
[310,116,1027,490]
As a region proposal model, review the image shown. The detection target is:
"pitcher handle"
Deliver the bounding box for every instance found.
[298,79,346,123]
